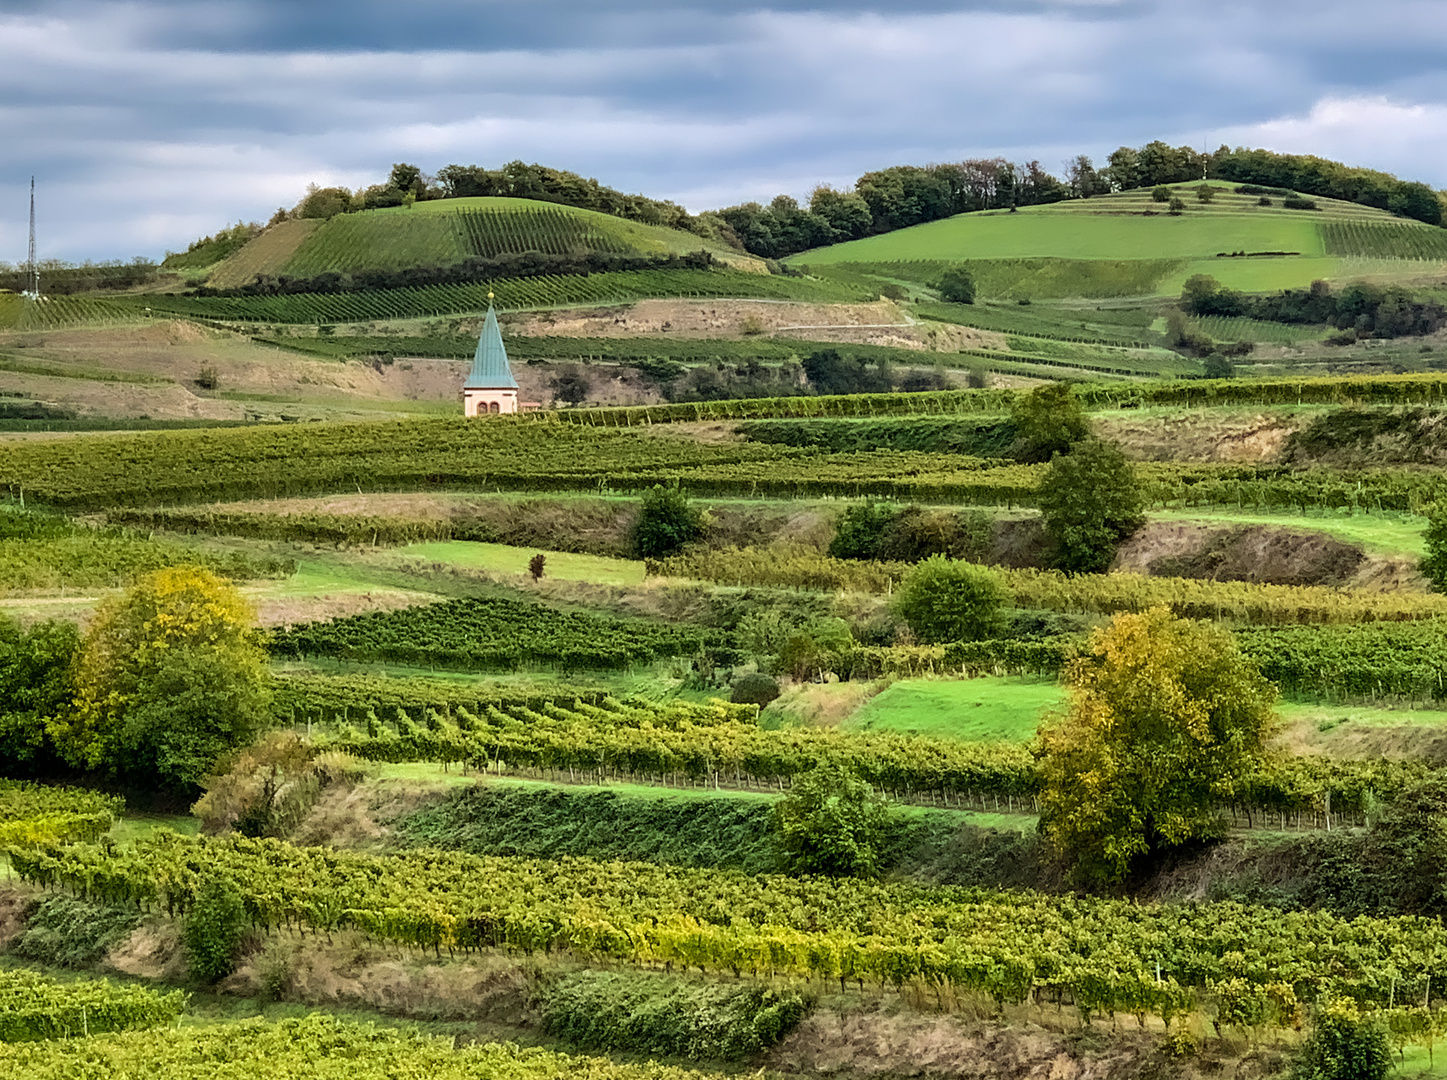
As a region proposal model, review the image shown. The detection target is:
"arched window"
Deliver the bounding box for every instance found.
[489,400,500,414]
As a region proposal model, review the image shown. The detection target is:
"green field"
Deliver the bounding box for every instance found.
[792,207,1325,265]
[399,540,646,585]
[1154,509,1428,558]
[845,676,1064,741]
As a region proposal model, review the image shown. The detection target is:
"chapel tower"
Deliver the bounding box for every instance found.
[462,296,519,416]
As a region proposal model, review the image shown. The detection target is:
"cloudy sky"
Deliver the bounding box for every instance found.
[4,0,1447,263]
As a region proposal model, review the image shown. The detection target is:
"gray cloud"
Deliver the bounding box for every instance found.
[3,0,1447,261]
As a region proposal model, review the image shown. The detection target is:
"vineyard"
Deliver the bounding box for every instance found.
[271,683,1424,818]
[1322,220,1447,259]
[269,596,729,672]
[17,831,1447,1026]
[0,969,185,1043]
[0,509,294,590]
[127,268,873,325]
[0,1015,722,1080]
[650,547,1447,626]
[0,781,122,848]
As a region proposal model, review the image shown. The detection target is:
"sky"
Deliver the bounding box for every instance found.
[4,0,1447,263]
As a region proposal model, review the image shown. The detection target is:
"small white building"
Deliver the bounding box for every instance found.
[462,300,520,416]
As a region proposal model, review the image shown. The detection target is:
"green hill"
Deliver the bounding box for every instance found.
[207,197,760,287]
[790,181,1447,297]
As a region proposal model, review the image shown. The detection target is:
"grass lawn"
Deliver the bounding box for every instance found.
[399,540,646,586]
[1154,508,1427,558]
[845,676,1063,741]
[1279,700,1447,730]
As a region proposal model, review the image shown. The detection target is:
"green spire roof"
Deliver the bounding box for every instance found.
[465,303,518,390]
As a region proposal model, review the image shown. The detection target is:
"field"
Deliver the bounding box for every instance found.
[20,172,1447,1080]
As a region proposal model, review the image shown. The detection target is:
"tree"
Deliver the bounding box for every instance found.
[0,617,81,777]
[936,267,976,304]
[1419,506,1447,592]
[1009,382,1090,463]
[1203,354,1236,379]
[828,501,900,560]
[1038,608,1278,882]
[774,762,892,877]
[1151,185,1172,203]
[893,555,1008,643]
[1036,437,1145,573]
[628,485,704,559]
[51,567,271,793]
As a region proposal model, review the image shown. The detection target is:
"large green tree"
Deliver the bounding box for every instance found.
[1010,383,1090,464]
[51,567,271,793]
[1038,608,1278,882]
[774,762,892,877]
[893,556,1008,643]
[1036,437,1145,573]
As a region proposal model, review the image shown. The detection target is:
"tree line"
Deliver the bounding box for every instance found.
[1181,275,1447,338]
[0,258,158,295]
[189,250,716,298]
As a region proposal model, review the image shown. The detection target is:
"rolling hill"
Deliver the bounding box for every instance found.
[206,197,762,288]
[790,181,1447,297]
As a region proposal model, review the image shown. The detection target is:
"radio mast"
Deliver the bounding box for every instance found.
[21,177,39,300]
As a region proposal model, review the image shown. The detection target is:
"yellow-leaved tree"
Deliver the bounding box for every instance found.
[51,567,271,793]
[1037,607,1277,883]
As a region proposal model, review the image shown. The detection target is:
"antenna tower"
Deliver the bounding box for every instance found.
[22,177,39,300]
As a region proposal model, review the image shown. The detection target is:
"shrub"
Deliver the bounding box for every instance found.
[1258,195,1273,207]
[1284,196,1319,211]
[539,971,809,1059]
[894,555,1008,643]
[628,485,703,559]
[1152,185,1172,203]
[1197,185,1217,203]
[730,672,781,708]
[528,553,546,581]
[195,366,220,390]
[183,874,247,983]
[828,501,899,560]
[1203,354,1236,379]
[1293,998,1391,1080]
[774,762,891,877]
[11,896,140,968]
[935,267,976,304]
[1037,438,1145,574]
[1419,506,1447,593]
[1168,196,1186,215]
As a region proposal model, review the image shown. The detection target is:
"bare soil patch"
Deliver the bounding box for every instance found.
[1098,410,1300,463]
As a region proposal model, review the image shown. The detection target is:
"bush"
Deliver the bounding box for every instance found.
[195,367,220,390]
[628,485,704,559]
[1258,195,1273,207]
[1168,196,1186,215]
[1293,998,1390,1080]
[183,874,247,983]
[730,672,781,708]
[1283,196,1319,211]
[1037,438,1145,574]
[539,971,809,1059]
[936,267,976,304]
[828,501,899,560]
[1203,354,1236,379]
[1197,185,1217,203]
[894,555,1008,643]
[774,762,891,877]
[1152,185,1172,203]
[1419,506,1447,593]
[11,896,140,968]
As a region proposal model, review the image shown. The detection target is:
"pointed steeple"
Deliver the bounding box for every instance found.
[465,298,518,390]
